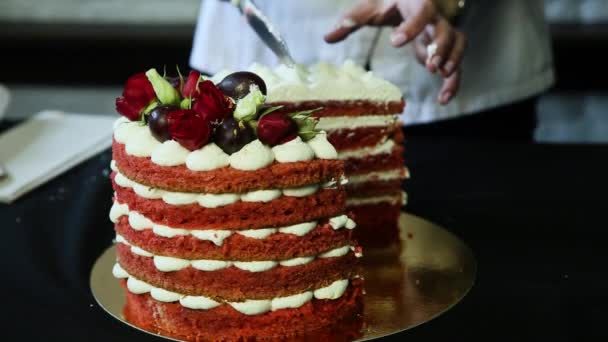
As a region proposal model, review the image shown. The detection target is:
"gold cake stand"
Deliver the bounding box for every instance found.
[90,213,477,341]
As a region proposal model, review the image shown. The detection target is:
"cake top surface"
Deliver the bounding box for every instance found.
[113,67,339,171]
[210,60,403,103]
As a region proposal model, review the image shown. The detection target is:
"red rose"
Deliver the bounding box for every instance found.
[115,72,156,121]
[257,112,298,146]
[167,109,211,150]
[192,80,233,124]
[182,71,201,98]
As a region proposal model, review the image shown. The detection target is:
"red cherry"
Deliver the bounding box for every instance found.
[257,112,298,146]
[167,109,211,150]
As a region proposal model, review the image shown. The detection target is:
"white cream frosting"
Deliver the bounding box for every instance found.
[190,230,233,246]
[346,191,408,206]
[153,225,189,237]
[240,189,282,202]
[348,167,410,184]
[150,288,182,302]
[230,299,272,315]
[312,279,349,300]
[307,132,338,159]
[271,137,315,163]
[116,235,353,273]
[179,295,221,310]
[198,193,240,208]
[113,119,339,172]
[109,202,129,223]
[328,215,356,230]
[124,124,161,157]
[151,140,190,166]
[318,245,351,258]
[243,60,403,103]
[271,291,313,311]
[282,184,319,197]
[186,143,230,171]
[109,201,353,244]
[317,115,399,131]
[112,263,129,278]
[116,267,350,314]
[237,228,277,239]
[228,139,275,171]
[338,139,396,160]
[277,221,317,236]
[113,171,319,207]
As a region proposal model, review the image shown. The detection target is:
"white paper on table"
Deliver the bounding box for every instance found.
[0,110,116,203]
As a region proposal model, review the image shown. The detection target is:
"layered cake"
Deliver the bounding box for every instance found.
[211,61,408,248]
[110,68,363,341]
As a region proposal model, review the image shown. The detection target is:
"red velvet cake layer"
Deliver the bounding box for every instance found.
[327,126,398,151]
[115,217,352,261]
[344,145,405,175]
[346,180,404,198]
[268,99,405,116]
[117,243,357,300]
[113,141,344,194]
[113,182,345,230]
[348,202,402,249]
[122,278,364,342]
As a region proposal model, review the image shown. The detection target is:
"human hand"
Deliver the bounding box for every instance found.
[324,0,466,105]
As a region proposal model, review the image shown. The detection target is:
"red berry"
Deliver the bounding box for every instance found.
[257,112,298,146]
[182,71,201,98]
[191,81,233,124]
[167,109,211,150]
[115,72,157,120]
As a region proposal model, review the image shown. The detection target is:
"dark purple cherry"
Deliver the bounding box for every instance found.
[214,117,255,154]
[217,71,267,100]
[148,105,178,142]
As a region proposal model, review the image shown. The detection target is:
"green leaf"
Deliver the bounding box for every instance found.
[180,98,192,109]
[233,86,266,122]
[287,107,323,141]
[258,105,284,119]
[145,68,181,105]
[176,65,184,92]
[143,100,159,114]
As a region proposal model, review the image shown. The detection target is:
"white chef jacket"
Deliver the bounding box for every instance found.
[190,0,554,125]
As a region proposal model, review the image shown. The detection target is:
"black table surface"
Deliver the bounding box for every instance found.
[2,131,607,341]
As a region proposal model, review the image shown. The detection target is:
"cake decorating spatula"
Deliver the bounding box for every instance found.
[222,0,296,67]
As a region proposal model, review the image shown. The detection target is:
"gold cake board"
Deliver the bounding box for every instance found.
[90,212,477,341]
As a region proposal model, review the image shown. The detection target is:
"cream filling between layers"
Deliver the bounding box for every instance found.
[347,168,410,185]
[317,114,399,131]
[337,139,396,160]
[346,191,408,206]
[116,234,360,273]
[114,117,337,171]
[113,263,351,315]
[110,200,356,245]
[112,167,326,208]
